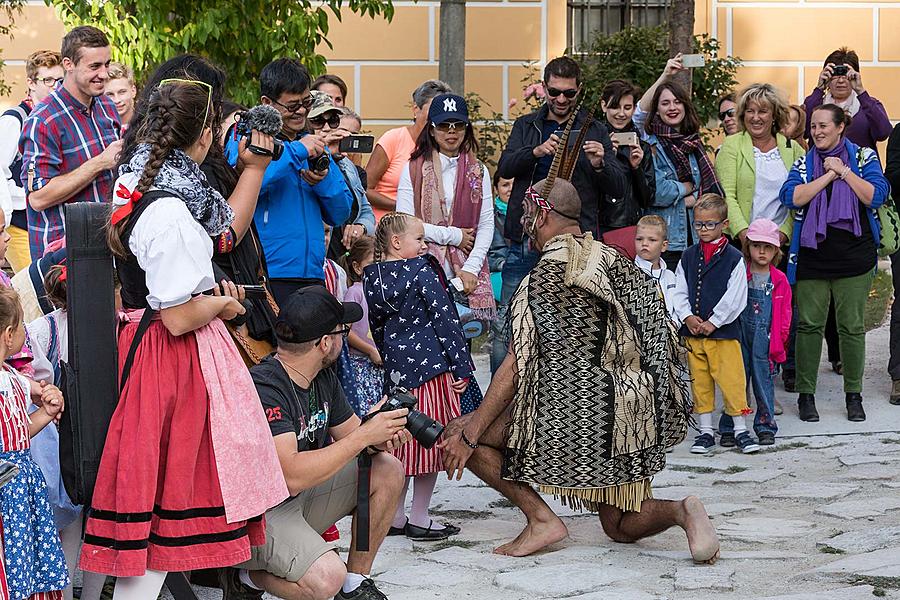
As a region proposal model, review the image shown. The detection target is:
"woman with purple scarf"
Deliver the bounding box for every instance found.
[779,104,890,424]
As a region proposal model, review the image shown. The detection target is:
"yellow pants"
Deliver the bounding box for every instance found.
[685,337,749,416]
[6,225,31,274]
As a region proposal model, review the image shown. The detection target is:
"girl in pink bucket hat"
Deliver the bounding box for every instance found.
[719,218,792,445]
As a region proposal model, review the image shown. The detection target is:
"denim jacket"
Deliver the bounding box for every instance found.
[646,133,702,251]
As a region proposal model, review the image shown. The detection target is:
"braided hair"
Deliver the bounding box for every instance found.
[373,212,416,262]
[107,81,213,256]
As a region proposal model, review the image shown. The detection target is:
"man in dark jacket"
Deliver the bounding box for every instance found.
[493,56,626,364]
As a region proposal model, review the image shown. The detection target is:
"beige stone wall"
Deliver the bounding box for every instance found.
[1,0,896,136]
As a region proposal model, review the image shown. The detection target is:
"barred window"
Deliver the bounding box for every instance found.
[568,0,672,52]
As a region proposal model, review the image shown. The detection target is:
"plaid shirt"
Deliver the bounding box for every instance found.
[20,85,119,258]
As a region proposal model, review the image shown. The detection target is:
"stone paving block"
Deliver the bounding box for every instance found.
[819,525,900,553]
[666,456,750,472]
[815,497,900,520]
[717,517,816,541]
[703,503,756,517]
[419,545,531,572]
[378,564,472,588]
[756,586,875,600]
[838,453,900,466]
[673,565,735,591]
[493,564,642,596]
[814,547,900,577]
[568,589,664,600]
[714,468,786,484]
[639,549,806,561]
[761,482,858,501]
[838,465,899,480]
[531,544,613,565]
[652,469,706,488]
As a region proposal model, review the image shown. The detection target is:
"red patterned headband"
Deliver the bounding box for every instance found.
[524,185,580,222]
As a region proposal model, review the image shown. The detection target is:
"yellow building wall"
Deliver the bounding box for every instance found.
[1,0,896,141]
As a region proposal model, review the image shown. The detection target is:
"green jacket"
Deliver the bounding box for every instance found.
[715,132,805,239]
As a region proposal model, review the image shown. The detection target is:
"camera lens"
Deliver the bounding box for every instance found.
[405,409,444,449]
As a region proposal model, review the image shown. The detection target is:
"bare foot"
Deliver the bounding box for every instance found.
[493,515,568,557]
[681,496,719,564]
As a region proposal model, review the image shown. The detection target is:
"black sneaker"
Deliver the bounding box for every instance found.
[719,432,736,447]
[757,431,776,446]
[336,578,388,600]
[218,568,263,600]
[690,433,715,454]
[735,432,760,454]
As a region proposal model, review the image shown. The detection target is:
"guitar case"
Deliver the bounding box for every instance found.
[58,202,118,507]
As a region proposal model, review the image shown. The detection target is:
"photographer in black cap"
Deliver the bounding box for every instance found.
[222,286,410,600]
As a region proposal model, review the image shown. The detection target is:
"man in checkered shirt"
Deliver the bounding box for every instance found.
[20,25,122,260]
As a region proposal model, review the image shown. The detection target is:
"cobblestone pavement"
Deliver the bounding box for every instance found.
[146,319,900,600]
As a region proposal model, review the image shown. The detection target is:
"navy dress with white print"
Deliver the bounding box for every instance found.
[363,255,474,394]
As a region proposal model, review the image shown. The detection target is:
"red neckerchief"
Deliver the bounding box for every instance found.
[700,236,728,263]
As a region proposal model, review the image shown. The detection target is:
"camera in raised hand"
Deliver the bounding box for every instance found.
[235,104,285,160]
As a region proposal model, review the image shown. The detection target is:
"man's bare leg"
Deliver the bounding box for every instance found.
[466,407,568,556]
[597,496,719,564]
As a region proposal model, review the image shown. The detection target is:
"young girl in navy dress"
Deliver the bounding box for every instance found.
[364,212,473,541]
[0,286,69,600]
[339,235,384,416]
[78,80,287,598]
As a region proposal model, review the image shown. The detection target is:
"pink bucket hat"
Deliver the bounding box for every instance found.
[746,218,781,247]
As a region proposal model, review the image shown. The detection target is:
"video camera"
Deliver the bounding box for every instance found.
[234,105,285,161]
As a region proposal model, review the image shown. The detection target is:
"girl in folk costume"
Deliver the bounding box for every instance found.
[0,286,69,600]
[363,213,473,541]
[395,93,496,320]
[79,80,287,597]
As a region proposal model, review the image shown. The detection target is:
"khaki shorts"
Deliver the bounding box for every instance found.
[239,460,358,581]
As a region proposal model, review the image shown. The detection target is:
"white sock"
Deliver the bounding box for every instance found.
[239,569,263,591]
[699,413,713,436]
[733,416,747,436]
[342,572,367,593]
[111,569,167,600]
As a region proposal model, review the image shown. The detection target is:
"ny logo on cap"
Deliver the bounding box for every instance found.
[443,98,457,112]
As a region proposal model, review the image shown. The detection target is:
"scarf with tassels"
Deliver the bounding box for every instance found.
[648,117,723,198]
[410,151,496,319]
[503,234,691,512]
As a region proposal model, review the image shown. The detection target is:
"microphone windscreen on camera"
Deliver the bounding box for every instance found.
[243,104,283,137]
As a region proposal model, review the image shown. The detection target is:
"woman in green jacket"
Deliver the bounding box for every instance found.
[716,83,806,247]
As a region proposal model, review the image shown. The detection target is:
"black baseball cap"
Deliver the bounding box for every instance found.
[276,286,363,343]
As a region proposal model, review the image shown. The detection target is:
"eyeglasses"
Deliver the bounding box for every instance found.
[546,87,579,99]
[432,121,468,133]
[158,78,212,127]
[718,108,736,121]
[309,113,341,129]
[314,326,352,346]
[693,220,725,231]
[272,95,314,115]
[38,76,63,88]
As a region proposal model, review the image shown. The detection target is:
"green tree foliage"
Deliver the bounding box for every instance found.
[574,26,741,129]
[45,0,394,104]
[0,0,25,97]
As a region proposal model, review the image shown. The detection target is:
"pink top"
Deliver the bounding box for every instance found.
[373,127,416,219]
[345,282,375,356]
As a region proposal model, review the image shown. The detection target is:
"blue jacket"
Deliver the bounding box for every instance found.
[225,136,353,280]
[646,133,702,252]
[363,255,473,393]
[779,140,890,284]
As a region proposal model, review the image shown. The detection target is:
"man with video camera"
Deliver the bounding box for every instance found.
[221,286,410,600]
[225,58,353,306]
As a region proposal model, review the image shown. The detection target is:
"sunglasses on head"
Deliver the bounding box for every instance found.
[546,87,579,99]
[718,108,736,121]
[432,121,468,133]
[309,113,342,128]
[158,78,213,127]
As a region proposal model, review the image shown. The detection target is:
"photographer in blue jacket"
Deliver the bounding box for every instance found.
[226,58,353,306]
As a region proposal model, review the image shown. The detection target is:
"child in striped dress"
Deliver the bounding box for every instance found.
[364,213,473,541]
[0,287,69,600]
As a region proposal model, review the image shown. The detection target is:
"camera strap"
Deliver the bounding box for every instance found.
[355,450,372,552]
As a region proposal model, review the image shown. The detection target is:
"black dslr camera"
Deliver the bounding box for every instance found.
[309,153,331,174]
[365,388,444,449]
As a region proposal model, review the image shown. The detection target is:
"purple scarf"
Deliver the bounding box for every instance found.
[800,140,861,249]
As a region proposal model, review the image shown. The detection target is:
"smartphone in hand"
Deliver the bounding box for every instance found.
[610,132,639,147]
[681,54,706,68]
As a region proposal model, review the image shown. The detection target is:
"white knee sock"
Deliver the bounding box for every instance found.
[112,569,167,600]
[408,472,440,529]
[391,477,411,529]
[699,413,713,436]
